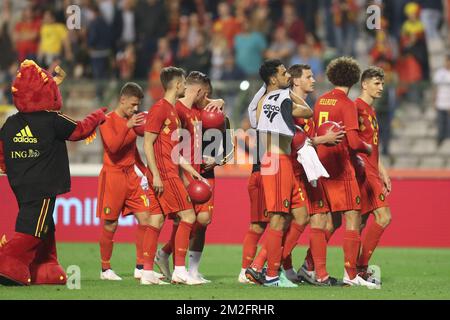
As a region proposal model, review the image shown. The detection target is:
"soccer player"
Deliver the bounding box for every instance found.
[239,132,268,284]
[355,67,392,282]
[143,66,205,285]
[312,57,377,288]
[97,82,164,283]
[253,59,312,287]
[243,64,344,285]
[155,71,228,283]
[287,64,345,284]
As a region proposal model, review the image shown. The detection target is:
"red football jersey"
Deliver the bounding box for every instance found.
[145,98,181,180]
[291,117,315,176]
[313,89,359,180]
[355,98,380,177]
[100,111,139,168]
[175,101,202,167]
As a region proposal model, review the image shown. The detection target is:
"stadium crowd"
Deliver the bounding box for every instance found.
[0,0,449,150]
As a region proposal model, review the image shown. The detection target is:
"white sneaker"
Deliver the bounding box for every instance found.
[343,274,380,289]
[172,269,203,285]
[100,269,122,281]
[238,270,252,284]
[155,250,172,279]
[140,270,169,285]
[190,272,211,284]
[134,268,143,279]
[153,270,165,280]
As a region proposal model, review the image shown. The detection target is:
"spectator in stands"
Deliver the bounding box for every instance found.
[13,6,40,63]
[187,13,202,51]
[279,3,306,45]
[433,54,450,146]
[397,2,430,103]
[180,32,211,74]
[87,5,112,101]
[234,19,267,78]
[290,43,324,81]
[417,0,443,40]
[135,0,168,78]
[332,0,359,56]
[37,9,72,69]
[220,53,245,81]
[0,6,16,105]
[265,25,296,67]
[116,43,136,80]
[210,33,229,80]
[119,0,137,47]
[213,1,242,49]
[250,2,272,38]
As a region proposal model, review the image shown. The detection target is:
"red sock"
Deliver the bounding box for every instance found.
[343,230,361,279]
[310,228,328,281]
[161,223,178,255]
[99,229,114,270]
[143,226,161,271]
[358,222,385,269]
[304,228,333,271]
[135,225,146,266]
[265,228,283,278]
[251,245,267,271]
[241,230,263,269]
[174,221,193,267]
[282,222,305,267]
[283,254,293,270]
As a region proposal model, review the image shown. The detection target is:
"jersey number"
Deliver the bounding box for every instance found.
[318,112,329,127]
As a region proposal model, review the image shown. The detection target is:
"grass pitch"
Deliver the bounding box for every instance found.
[1,243,450,300]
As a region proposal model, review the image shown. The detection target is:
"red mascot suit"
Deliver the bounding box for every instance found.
[0,60,106,286]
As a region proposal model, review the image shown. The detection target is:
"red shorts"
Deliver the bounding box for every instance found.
[358,174,389,215]
[322,178,362,212]
[248,171,269,223]
[297,174,330,215]
[97,167,150,220]
[261,153,306,214]
[156,177,193,216]
[182,171,215,216]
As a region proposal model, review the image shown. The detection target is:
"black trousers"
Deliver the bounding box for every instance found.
[15,197,56,239]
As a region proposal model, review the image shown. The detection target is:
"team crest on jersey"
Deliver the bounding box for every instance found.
[283,199,290,208]
[263,210,268,218]
[318,200,324,208]
[356,196,361,205]
[104,207,111,215]
[379,194,385,202]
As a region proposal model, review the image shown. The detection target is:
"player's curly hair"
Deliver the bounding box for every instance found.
[326,57,361,88]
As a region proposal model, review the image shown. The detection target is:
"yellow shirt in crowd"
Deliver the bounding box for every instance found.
[39,23,67,55]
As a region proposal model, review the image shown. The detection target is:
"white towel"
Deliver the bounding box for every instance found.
[248,84,266,129]
[297,139,329,187]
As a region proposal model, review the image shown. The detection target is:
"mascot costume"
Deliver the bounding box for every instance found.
[0,60,106,286]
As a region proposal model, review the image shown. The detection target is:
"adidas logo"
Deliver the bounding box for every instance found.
[13,126,38,143]
[263,104,280,123]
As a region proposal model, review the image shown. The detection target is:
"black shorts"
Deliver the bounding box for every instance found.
[16,197,56,239]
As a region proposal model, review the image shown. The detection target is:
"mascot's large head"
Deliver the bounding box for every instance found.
[11,60,63,113]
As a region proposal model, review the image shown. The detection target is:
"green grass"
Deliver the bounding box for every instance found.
[1,243,450,300]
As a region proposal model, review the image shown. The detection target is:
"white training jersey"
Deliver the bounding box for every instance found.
[256,88,295,137]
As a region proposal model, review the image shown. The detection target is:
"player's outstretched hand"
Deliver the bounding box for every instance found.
[152,175,164,196]
[127,113,145,128]
[325,125,346,146]
[191,170,209,185]
[204,98,225,113]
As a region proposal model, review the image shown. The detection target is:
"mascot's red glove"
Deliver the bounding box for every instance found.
[68,107,107,141]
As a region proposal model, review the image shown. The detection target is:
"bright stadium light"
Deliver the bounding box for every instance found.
[240,80,250,91]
